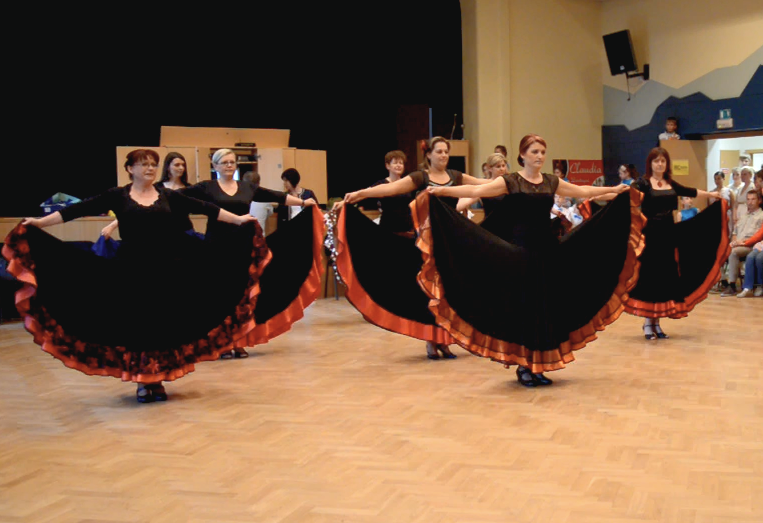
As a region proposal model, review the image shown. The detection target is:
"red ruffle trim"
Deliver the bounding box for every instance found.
[2,221,272,383]
[235,205,325,347]
[411,189,646,373]
[334,206,454,344]
[623,199,731,318]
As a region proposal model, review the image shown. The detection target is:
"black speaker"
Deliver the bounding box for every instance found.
[603,30,637,76]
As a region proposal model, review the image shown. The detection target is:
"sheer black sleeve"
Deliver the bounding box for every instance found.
[632,178,650,194]
[59,187,123,222]
[408,171,428,191]
[670,179,698,198]
[165,189,221,219]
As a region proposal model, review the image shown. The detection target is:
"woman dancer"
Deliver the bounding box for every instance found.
[182,149,324,358]
[337,137,489,360]
[625,147,726,338]
[101,151,195,240]
[2,150,262,403]
[455,153,508,215]
[416,134,640,386]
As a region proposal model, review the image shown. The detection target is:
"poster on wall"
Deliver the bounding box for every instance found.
[672,159,689,176]
[552,159,604,185]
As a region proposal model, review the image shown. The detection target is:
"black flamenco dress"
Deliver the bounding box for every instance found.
[334,170,465,344]
[370,178,415,235]
[411,172,646,372]
[625,178,730,318]
[181,180,325,346]
[1,185,270,383]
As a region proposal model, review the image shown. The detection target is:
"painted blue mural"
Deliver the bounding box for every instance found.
[602,65,763,182]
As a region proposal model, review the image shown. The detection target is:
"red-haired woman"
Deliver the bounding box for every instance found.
[626,147,726,338]
[2,150,263,403]
[335,138,489,360]
[416,134,642,387]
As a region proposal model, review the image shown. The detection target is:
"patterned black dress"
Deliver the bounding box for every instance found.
[2,185,269,383]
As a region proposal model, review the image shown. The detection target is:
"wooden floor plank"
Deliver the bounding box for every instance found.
[0,295,761,522]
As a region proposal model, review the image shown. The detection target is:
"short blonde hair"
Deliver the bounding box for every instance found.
[212,148,236,165]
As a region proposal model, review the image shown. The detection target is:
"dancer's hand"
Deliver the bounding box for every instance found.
[427,186,445,196]
[331,201,345,211]
[101,221,118,239]
[344,191,364,204]
[21,217,42,227]
[236,214,257,226]
[708,191,721,199]
[302,198,318,207]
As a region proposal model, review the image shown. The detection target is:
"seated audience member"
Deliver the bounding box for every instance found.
[550,194,583,230]
[721,191,763,296]
[658,116,680,141]
[737,234,763,298]
[553,159,568,182]
[618,164,637,185]
[278,168,317,224]
[734,167,757,224]
[678,196,699,222]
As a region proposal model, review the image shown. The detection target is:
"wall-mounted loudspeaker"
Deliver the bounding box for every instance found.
[603,30,637,76]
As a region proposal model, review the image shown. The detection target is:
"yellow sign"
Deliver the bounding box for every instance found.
[672,159,689,176]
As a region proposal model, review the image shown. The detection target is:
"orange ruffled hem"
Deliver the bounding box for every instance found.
[335,206,454,345]
[235,205,325,347]
[2,222,272,384]
[410,189,646,373]
[623,200,731,319]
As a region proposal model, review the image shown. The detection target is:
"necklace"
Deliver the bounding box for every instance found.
[657,179,664,188]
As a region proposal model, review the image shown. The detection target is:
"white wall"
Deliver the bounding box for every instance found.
[706,136,763,187]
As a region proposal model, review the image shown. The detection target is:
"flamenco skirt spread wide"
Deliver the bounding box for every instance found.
[235,205,325,347]
[1,221,271,383]
[625,200,730,318]
[334,204,453,344]
[411,190,645,373]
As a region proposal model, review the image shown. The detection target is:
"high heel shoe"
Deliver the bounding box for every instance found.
[642,325,656,340]
[425,342,440,360]
[653,325,669,339]
[516,366,537,387]
[532,373,553,386]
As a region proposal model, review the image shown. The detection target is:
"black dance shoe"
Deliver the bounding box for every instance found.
[136,385,155,403]
[516,366,537,387]
[149,383,168,401]
[642,326,657,340]
[426,342,440,360]
[653,326,669,339]
[532,373,553,386]
[437,344,457,359]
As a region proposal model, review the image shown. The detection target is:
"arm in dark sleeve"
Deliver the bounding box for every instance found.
[251,183,287,205]
[59,187,121,222]
[408,171,426,191]
[632,178,650,194]
[166,190,221,219]
[671,179,698,198]
[178,181,209,201]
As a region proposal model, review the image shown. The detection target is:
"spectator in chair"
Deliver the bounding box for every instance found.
[722,191,763,296]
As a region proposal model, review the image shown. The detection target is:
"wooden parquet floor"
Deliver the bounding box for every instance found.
[1,296,761,523]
